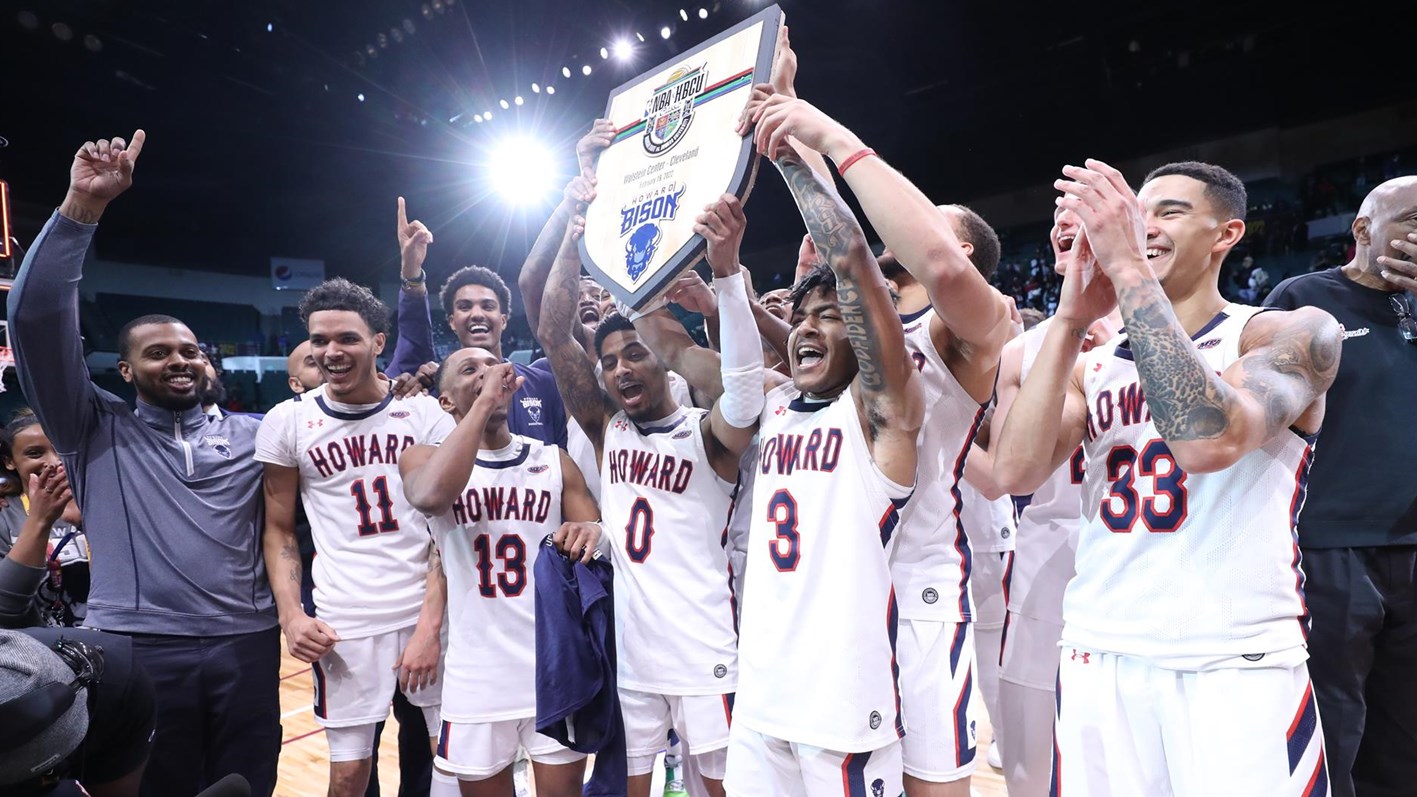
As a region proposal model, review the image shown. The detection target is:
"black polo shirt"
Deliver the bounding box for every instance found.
[1265,267,1417,548]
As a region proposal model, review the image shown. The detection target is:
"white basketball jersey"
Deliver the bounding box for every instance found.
[736,383,913,752]
[1008,318,1083,623]
[426,436,561,723]
[1065,305,1313,665]
[600,406,738,694]
[254,387,454,638]
[891,308,988,622]
[959,478,1017,554]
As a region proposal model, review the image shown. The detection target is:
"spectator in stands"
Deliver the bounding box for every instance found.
[7,130,280,795]
[0,409,89,630]
[1263,175,1417,797]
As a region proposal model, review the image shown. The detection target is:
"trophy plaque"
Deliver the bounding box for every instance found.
[579,5,783,310]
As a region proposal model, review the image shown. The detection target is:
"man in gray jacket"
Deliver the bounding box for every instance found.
[6,129,280,796]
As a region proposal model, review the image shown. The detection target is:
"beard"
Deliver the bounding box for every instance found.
[199,375,228,408]
[136,372,203,412]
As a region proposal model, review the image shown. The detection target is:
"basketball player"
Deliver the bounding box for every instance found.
[994,159,1341,795]
[400,351,602,797]
[979,206,1120,797]
[745,86,1013,795]
[538,191,765,797]
[713,127,922,796]
[759,289,791,322]
[257,278,455,797]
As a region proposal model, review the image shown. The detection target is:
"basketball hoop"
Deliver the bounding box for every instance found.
[0,346,15,393]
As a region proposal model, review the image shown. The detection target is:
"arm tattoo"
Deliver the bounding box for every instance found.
[279,540,302,585]
[520,204,573,326]
[775,151,887,403]
[1115,279,1232,441]
[542,236,609,435]
[1237,313,1340,439]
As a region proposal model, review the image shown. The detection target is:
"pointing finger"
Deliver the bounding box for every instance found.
[125,129,146,162]
[398,196,408,229]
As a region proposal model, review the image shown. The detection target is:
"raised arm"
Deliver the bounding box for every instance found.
[519,123,613,333]
[400,363,525,515]
[1057,159,1341,473]
[387,196,436,380]
[537,215,612,459]
[771,147,922,478]
[8,131,147,456]
[631,274,727,399]
[693,195,766,477]
[750,93,1009,395]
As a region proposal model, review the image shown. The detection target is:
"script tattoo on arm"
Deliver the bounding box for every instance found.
[775,150,887,398]
[1115,279,1233,440]
[278,539,301,585]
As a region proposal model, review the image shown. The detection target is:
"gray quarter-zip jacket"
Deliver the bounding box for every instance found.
[7,212,277,636]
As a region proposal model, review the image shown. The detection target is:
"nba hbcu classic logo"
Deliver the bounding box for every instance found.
[620,183,687,282]
[642,64,706,157]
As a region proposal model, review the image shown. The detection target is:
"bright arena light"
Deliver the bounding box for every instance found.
[679,9,688,21]
[473,114,483,123]
[660,26,671,39]
[531,82,540,93]
[562,66,571,78]
[698,7,708,19]
[613,39,632,60]
[582,64,592,76]
[499,98,510,109]
[484,110,493,119]
[545,85,556,95]
[514,95,524,106]
[599,47,609,59]
[488,137,558,206]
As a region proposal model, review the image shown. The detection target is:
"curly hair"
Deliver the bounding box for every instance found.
[298,278,390,334]
[789,262,837,315]
[439,266,512,318]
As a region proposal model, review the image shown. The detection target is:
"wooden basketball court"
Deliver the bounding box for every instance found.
[274,647,1010,795]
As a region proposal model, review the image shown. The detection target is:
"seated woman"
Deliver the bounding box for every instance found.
[0,408,90,629]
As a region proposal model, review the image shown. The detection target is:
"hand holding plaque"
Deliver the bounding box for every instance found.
[577,5,784,311]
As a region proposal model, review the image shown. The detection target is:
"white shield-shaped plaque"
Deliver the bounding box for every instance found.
[579,5,782,310]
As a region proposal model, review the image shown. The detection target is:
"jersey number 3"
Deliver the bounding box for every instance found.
[767,490,800,571]
[1101,439,1188,533]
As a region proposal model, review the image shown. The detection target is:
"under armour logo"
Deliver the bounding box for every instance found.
[774,405,786,415]
[307,419,324,429]
[614,419,630,431]
[1070,648,1091,664]
[1093,362,1103,372]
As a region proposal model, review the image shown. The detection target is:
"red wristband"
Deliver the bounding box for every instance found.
[837,147,877,175]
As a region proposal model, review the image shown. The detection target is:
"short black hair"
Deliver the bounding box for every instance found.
[789,262,837,314]
[0,407,40,466]
[440,266,512,319]
[298,278,390,334]
[1143,161,1248,222]
[593,313,637,358]
[948,205,1002,279]
[117,314,187,360]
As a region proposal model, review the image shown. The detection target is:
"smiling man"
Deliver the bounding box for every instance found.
[439,266,568,449]
[257,278,454,797]
[7,129,282,795]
